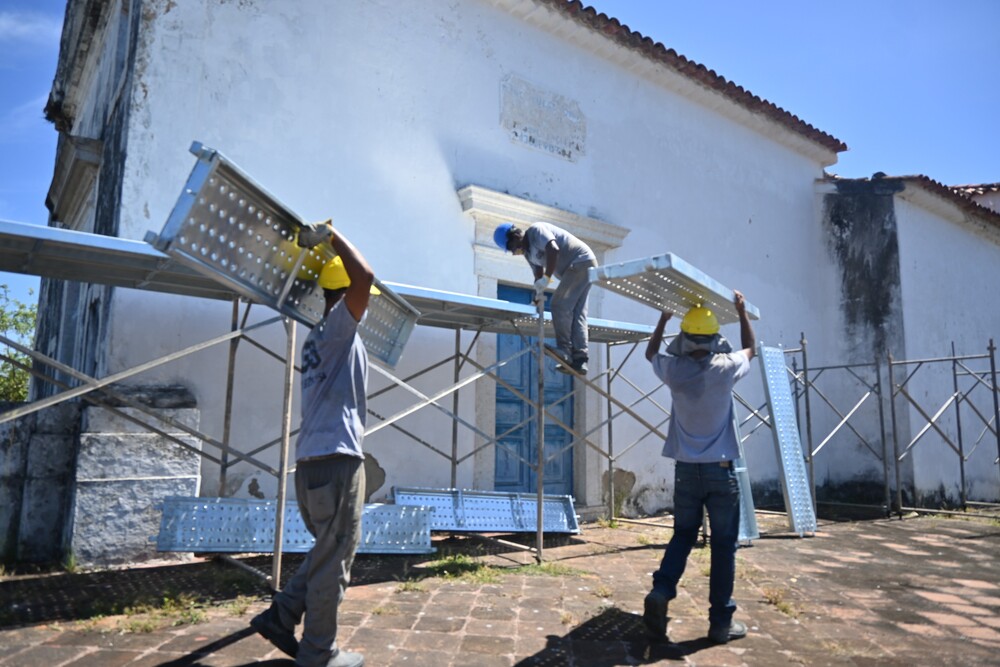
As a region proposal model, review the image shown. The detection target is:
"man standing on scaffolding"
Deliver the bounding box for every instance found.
[642,291,756,646]
[250,220,377,667]
[494,222,597,374]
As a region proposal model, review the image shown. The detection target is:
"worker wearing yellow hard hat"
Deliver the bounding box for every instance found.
[250,219,373,667]
[641,292,757,646]
[319,256,381,296]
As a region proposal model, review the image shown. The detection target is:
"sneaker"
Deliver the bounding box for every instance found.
[326,649,365,667]
[544,344,571,364]
[642,591,668,639]
[556,360,589,375]
[297,221,333,248]
[249,606,298,658]
[707,619,747,644]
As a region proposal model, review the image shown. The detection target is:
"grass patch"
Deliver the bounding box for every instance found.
[593,585,613,599]
[636,534,652,546]
[762,586,799,618]
[395,580,427,593]
[114,592,208,633]
[224,595,255,617]
[511,562,582,577]
[371,604,400,616]
[424,554,502,584]
[596,517,620,529]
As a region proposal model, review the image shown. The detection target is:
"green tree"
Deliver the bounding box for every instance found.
[0,285,37,402]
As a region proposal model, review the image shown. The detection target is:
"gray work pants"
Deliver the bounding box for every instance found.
[551,259,597,360]
[272,455,365,667]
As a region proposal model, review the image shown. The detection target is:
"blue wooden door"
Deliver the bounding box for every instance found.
[494,285,574,495]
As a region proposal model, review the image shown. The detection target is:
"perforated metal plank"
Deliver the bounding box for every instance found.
[384,282,654,344]
[148,142,419,368]
[0,219,240,301]
[393,487,580,533]
[758,345,817,535]
[590,253,760,325]
[155,497,435,554]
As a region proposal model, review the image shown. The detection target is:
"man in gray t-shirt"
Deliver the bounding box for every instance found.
[642,291,756,647]
[494,221,597,374]
[250,221,375,667]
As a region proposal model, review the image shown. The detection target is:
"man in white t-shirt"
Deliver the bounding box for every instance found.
[494,221,597,374]
[642,291,756,646]
[250,221,377,667]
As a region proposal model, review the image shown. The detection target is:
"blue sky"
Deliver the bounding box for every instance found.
[1,0,998,305]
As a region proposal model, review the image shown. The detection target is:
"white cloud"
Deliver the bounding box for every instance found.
[0,11,63,45]
[0,93,50,140]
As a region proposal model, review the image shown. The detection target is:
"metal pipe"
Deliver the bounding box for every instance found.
[990,339,1000,488]
[272,318,296,590]
[219,297,241,495]
[535,298,545,563]
[606,343,615,520]
[801,333,816,517]
[451,329,461,487]
[876,355,891,517]
[952,342,967,510]
[888,352,904,515]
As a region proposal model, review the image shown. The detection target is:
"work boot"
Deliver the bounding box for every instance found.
[324,649,365,667]
[642,591,668,640]
[296,220,333,248]
[707,619,747,644]
[249,606,298,658]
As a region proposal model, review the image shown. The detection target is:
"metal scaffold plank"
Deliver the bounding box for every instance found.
[147,142,419,368]
[590,252,760,326]
[758,345,817,535]
[393,487,580,533]
[155,497,436,554]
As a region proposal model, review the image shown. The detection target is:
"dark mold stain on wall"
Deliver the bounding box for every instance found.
[821,177,905,358]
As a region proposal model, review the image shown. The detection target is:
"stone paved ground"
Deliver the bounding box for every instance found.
[1,512,998,666]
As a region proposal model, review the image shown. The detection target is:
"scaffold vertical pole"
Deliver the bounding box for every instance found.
[606,343,615,520]
[989,339,1000,483]
[951,341,968,510]
[451,329,461,487]
[876,353,891,516]
[801,332,816,516]
[536,298,545,563]
[272,317,296,589]
[218,298,240,495]
[888,352,904,516]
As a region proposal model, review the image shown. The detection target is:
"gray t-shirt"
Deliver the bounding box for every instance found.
[523,222,596,279]
[296,301,368,461]
[651,351,751,463]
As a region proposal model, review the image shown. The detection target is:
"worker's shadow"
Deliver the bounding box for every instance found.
[514,606,717,666]
[154,626,295,667]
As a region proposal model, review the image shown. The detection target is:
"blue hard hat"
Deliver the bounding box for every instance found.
[493,223,515,251]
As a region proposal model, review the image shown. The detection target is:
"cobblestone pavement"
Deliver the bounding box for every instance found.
[1,512,998,666]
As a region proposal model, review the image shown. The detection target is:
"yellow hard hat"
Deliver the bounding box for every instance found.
[680,305,719,335]
[318,256,381,295]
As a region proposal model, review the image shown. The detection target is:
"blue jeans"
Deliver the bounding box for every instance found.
[652,461,740,626]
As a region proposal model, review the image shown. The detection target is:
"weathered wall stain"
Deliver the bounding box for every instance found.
[821,177,905,359]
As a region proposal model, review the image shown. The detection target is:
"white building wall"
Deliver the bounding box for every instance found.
[894,194,1000,503]
[91,0,844,510]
